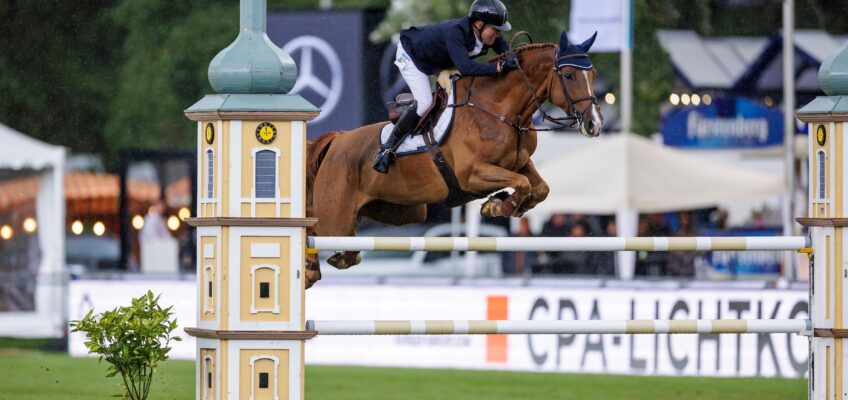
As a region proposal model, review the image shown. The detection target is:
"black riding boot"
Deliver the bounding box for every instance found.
[373,104,420,173]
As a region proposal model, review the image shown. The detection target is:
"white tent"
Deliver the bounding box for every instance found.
[523,133,785,279]
[0,123,66,338]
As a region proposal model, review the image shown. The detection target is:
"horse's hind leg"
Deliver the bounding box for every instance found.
[305,252,321,289]
[313,188,365,270]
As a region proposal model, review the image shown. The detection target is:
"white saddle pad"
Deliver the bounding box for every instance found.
[380,82,457,156]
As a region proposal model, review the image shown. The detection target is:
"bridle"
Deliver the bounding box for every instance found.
[553,53,600,133]
[450,47,599,135]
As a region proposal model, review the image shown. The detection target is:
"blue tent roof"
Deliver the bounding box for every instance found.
[657,30,847,94]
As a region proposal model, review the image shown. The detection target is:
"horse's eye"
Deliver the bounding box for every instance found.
[565,73,574,80]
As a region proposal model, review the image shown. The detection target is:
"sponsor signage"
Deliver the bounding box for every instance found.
[267,10,387,139]
[662,97,784,149]
[702,229,783,276]
[68,281,808,378]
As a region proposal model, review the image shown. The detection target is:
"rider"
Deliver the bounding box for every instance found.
[373,0,520,173]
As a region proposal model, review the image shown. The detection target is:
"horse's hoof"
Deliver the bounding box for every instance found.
[328,252,358,269]
[327,253,343,268]
[305,268,321,289]
[480,198,503,217]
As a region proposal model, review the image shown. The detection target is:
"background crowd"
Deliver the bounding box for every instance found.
[502,209,731,277]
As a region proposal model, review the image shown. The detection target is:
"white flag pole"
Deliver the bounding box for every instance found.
[620,0,632,133]
[782,0,796,280]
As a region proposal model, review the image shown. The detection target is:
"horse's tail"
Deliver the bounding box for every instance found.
[306,131,340,184]
[306,131,341,219]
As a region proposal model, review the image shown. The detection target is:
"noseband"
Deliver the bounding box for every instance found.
[451,47,598,135]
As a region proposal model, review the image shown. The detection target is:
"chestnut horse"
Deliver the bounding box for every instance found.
[304,32,603,287]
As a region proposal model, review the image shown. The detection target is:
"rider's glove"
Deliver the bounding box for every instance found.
[498,52,520,72]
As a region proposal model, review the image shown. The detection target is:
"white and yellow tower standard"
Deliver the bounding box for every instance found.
[183,0,318,399]
[798,40,848,400]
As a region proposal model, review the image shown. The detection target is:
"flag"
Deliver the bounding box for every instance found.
[569,0,629,52]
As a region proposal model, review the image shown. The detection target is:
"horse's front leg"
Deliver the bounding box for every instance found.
[466,162,532,218]
[515,160,550,215]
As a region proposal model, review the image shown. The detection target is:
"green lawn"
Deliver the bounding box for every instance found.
[0,350,806,400]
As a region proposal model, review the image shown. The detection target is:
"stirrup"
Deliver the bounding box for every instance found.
[373,148,397,173]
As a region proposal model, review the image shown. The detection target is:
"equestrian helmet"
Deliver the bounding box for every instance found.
[468,0,511,31]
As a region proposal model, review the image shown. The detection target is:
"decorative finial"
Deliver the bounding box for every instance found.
[207,0,297,94]
[819,40,848,96]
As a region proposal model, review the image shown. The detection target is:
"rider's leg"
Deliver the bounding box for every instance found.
[373,103,419,173]
[372,44,431,173]
[395,43,433,116]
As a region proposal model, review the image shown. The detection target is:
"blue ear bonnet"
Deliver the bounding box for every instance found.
[556,31,597,70]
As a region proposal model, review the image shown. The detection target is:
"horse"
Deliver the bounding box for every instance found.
[304,31,603,288]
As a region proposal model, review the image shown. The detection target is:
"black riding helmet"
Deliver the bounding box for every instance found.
[468,0,511,31]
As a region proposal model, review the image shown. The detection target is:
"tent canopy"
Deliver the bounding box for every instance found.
[527,133,785,216]
[0,123,64,170]
[0,123,65,338]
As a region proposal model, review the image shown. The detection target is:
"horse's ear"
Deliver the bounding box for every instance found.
[578,31,598,53]
[559,31,570,48]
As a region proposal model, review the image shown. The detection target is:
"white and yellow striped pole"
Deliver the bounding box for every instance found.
[307,319,812,336]
[308,236,810,252]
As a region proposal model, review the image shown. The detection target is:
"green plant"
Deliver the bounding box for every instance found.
[69,290,181,400]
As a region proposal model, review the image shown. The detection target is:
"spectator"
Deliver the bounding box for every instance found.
[636,213,669,276]
[667,211,700,276]
[503,217,537,276]
[140,201,170,243]
[570,213,604,237]
[537,213,569,273]
[591,218,617,276]
[541,213,569,236]
[557,220,590,274]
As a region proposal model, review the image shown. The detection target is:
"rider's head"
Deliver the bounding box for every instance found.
[469,0,511,46]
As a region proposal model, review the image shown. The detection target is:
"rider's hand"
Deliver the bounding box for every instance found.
[498,52,520,73]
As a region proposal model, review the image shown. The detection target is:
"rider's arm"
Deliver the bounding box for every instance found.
[445,28,498,76]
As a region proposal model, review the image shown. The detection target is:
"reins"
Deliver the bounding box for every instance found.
[448,47,598,135]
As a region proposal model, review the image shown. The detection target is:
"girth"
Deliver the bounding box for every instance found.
[421,128,482,208]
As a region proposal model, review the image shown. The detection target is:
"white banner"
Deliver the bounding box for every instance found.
[68,280,808,378]
[569,0,626,52]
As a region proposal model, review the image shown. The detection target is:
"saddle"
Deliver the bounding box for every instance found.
[384,75,481,207]
[387,88,449,137]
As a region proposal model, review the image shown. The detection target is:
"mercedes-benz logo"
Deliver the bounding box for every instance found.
[282,36,343,124]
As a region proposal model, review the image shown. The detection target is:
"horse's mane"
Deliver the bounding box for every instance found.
[488,42,557,63]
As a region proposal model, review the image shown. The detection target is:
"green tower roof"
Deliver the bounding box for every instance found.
[186,0,318,116]
[798,40,848,118]
[208,0,296,94]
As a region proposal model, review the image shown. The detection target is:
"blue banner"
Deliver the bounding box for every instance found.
[662,97,784,148]
[700,228,783,276]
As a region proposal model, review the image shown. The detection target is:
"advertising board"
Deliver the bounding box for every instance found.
[68,281,807,378]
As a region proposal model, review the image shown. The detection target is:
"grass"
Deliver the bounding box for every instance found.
[0,350,806,400]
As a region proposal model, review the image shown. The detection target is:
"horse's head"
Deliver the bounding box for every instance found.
[549,31,603,137]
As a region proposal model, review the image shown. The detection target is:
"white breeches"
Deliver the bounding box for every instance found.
[395,43,433,116]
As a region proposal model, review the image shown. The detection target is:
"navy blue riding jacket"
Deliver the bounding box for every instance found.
[399,17,509,77]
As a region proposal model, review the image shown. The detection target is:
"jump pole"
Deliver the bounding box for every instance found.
[306,319,812,336]
[307,235,810,252]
